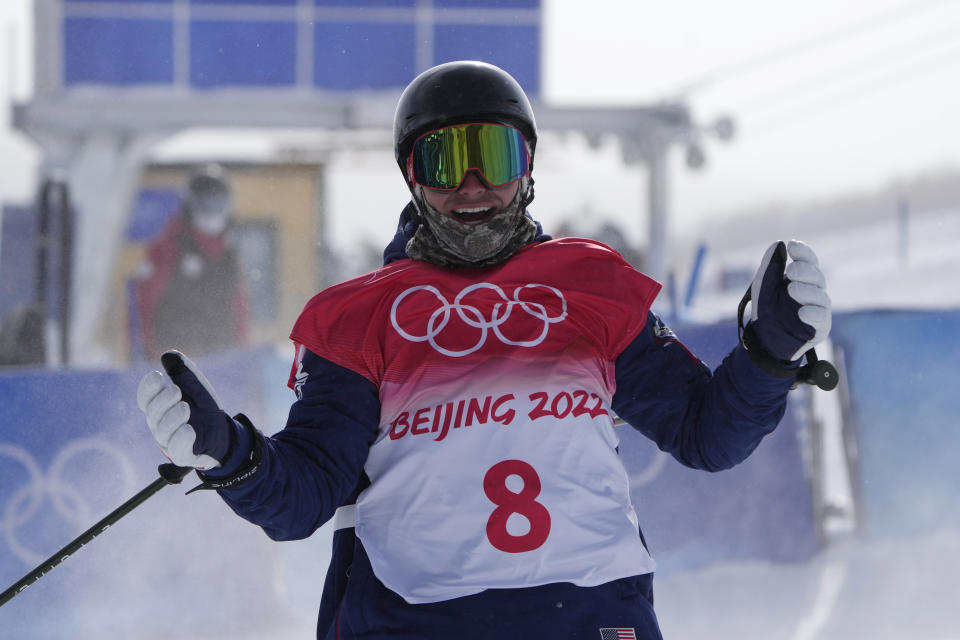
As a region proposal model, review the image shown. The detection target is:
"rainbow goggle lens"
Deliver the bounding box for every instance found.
[409,123,530,190]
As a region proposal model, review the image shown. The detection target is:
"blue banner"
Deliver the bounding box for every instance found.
[0,349,292,639]
[830,309,960,538]
[617,321,820,572]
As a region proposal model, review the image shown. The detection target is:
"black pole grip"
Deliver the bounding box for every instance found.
[797,348,839,391]
[159,463,194,484]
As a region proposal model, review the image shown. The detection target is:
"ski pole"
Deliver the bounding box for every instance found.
[0,463,193,608]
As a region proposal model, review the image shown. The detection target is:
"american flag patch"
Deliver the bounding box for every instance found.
[599,628,637,640]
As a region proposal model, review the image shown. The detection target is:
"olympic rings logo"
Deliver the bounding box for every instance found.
[390,282,568,357]
[0,439,137,565]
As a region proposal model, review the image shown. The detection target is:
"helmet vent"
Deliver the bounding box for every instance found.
[405,113,418,120]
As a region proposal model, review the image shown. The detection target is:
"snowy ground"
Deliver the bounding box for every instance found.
[147,527,960,640]
[655,530,960,640]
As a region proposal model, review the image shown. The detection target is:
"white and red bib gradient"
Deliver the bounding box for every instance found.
[290,238,661,603]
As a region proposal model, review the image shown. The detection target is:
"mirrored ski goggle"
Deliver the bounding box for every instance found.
[409,123,530,190]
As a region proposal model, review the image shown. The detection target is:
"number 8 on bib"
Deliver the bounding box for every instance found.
[483,459,551,553]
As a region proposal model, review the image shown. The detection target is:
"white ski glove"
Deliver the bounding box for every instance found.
[137,350,232,470]
[749,240,832,362]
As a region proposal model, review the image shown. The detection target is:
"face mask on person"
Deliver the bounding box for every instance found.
[187,192,232,236]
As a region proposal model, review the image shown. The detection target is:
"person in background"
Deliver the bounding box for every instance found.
[134,163,247,360]
[136,62,831,639]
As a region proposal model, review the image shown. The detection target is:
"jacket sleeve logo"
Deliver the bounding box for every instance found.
[293,345,308,399]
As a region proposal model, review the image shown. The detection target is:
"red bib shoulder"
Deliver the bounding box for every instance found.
[524,238,661,357]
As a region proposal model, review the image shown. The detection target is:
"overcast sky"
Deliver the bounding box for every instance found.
[541,0,960,238]
[2,0,959,249]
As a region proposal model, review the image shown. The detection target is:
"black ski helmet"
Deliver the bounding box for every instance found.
[393,61,538,188]
[186,163,231,201]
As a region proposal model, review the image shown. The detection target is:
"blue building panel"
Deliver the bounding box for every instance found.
[64,17,174,86]
[191,0,297,5]
[435,0,539,7]
[190,20,298,87]
[58,1,541,93]
[433,23,540,95]
[314,22,416,90]
[64,0,171,4]
[316,0,415,6]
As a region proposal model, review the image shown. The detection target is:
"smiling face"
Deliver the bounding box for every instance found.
[419,169,521,225]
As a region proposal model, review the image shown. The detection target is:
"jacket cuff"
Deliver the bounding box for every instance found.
[188,413,262,494]
[731,340,799,397]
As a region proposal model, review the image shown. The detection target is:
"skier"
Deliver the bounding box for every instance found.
[137,61,831,639]
[133,163,248,360]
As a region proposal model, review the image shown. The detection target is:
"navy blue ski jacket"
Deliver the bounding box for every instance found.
[205,205,795,639]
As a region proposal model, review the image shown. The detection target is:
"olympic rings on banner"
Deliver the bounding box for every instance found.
[628,448,669,489]
[0,439,138,565]
[390,282,568,357]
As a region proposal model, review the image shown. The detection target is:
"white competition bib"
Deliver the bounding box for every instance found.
[355,375,656,604]
[288,240,665,605]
